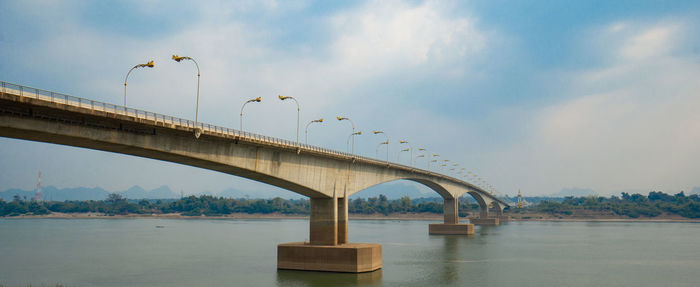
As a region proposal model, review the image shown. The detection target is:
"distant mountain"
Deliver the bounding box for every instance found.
[217,187,302,199]
[0,186,109,201]
[0,185,177,201]
[119,185,179,199]
[549,187,597,198]
[218,188,250,199]
[0,188,38,201]
[1,181,447,202]
[44,186,110,201]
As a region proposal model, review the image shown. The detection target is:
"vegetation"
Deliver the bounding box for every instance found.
[0,194,476,217]
[514,191,700,218]
[1,191,699,219]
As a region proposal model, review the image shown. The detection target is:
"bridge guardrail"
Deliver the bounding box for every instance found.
[1,80,510,205]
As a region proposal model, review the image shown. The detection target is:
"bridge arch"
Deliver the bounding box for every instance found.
[352,178,452,199]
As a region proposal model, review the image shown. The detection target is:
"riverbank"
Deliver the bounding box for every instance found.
[509,211,700,222]
[3,212,700,222]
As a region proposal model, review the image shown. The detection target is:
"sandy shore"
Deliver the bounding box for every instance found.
[3,212,699,222]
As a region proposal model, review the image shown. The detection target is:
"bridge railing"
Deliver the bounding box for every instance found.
[1,80,511,205]
[0,80,368,159]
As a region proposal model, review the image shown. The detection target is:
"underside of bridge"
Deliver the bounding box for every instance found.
[0,84,511,273]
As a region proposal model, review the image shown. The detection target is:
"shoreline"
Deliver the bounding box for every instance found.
[2,212,699,222]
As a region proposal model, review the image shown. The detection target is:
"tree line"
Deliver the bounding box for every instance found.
[0,193,477,217]
[2,191,699,218]
[515,191,700,218]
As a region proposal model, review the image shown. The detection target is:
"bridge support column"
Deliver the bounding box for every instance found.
[492,204,510,223]
[309,197,338,245]
[338,196,348,245]
[470,203,499,226]
[278,197,382,273]
[429,198,474,235]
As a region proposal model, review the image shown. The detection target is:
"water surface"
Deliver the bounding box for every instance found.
[0,218,698,286]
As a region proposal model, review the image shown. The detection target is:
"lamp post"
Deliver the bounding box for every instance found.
[305,118,323,144]
[416,154,425,165]
[376,141,389,159]
[347,131,361,153]
[441,159,449,171]
[430,154,440,169]
[373,131,389,161]
[171,55,200,125]
[337,117,356,154]
[240,97,262,131]
[399,140,412,165]
[278,95,300,146]
[398,148,410,163]
[123,60,154,108]
[417,148,425,167]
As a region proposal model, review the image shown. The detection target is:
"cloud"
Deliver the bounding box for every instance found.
[499,21,700,195]
[329,0,485,79]
[0,0,491,193]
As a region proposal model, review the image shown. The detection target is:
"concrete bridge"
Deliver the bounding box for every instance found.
[0,81,511,273]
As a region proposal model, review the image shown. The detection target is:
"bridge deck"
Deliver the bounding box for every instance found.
[0,80,512,206]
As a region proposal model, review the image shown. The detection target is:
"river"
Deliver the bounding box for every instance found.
[0,218,698,286]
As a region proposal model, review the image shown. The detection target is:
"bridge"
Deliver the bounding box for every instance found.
[0,81,511,273]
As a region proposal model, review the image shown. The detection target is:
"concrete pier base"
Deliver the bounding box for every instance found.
[429,223,474,235]
[277,242,382,273]
[470,217,500,225]
[498,215,510,223]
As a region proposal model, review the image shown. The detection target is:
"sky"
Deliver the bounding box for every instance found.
[1,0,699,197]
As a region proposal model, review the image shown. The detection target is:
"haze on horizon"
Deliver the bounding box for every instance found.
[1,0,699,197]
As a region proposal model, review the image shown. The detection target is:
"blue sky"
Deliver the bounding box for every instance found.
[1,0,699,197]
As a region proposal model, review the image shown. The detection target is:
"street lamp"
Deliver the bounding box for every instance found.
[240,97,262,131]
[123,60,154,107]
[417,148,426,167]
[416,154,425,164]
[347,131,361,153]
[305,118,323,144]
[398,148,410,162]
[399,140,412,165]
[376,141,389,159]
[171,55,201,126]
[278,95,300,146]
[430,154,440,169]
[337,117,356,154]
[373,131,389,161]
[441,159,449,171]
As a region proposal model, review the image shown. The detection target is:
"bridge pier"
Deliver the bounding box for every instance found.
[469,200,500,226]
[429,198,474,235]
[277,197,382,273]
[492,203,510,223]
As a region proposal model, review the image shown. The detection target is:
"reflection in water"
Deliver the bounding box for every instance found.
[276,269,382,287]
[477,225,496,238]
[439,236,459,284]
